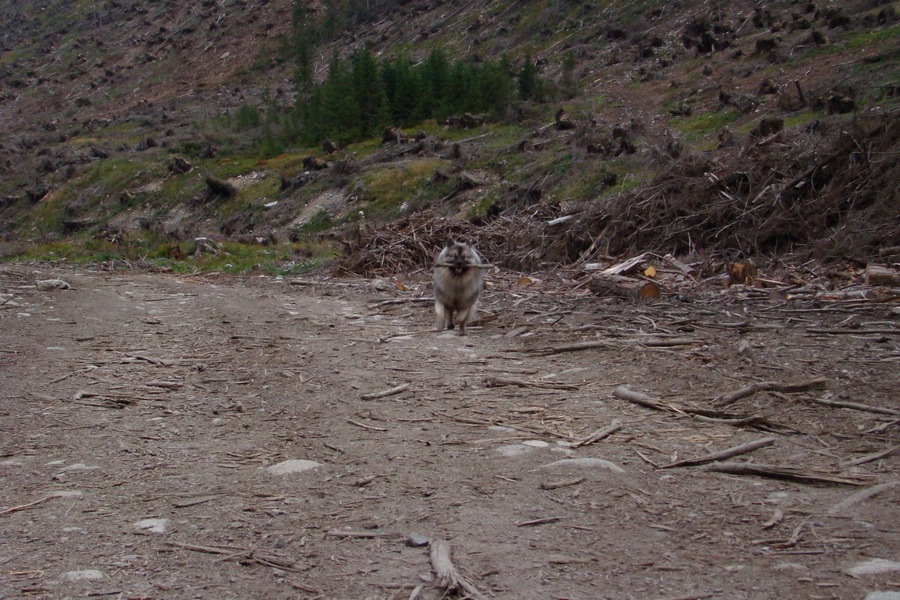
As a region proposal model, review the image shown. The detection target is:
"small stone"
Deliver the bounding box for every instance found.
[496,444,534,458]
[737,338,752,355]
[63,463,99,472]
[49,490,83,498]
[61,569,105,582]
[539,457,625,473]
[406,533,430,547]
[133,518,170,534]
[37,279,71,291]
[523,440,549,448]
[266,459,322,475]
[846,558,900,577]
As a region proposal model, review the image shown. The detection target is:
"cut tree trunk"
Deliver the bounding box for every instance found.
[865,264,900,286]
[590,274,660,299]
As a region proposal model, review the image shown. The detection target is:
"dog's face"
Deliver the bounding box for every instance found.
[442,241,478,275]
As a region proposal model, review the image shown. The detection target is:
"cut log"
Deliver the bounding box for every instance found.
[590,274,660,299]
[865,263,900,287]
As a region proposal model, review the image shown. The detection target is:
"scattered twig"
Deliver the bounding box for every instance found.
[347,418,388,432]
[483,376,579,390]
[805,395,900,417]
[429,539,487,600]
[713,377,828,407]
[842,444,900,467]
[516,516,564,527]
[539,477,585,490]
[661,437,776,469]
[613,386,687,415]
[0,495,55,516]
[361,383,410,400]
[706,462,870,486]
[827,481,898,515]
[166,541,305,572]
[326,530,402,538]
[570,420,622,448]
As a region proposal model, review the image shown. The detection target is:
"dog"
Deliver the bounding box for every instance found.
[433,241,484,335]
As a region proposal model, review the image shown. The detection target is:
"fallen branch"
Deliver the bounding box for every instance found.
[361,383,410,401]
[429,539,487,600]
[539,477,585,490]
[571,420,622,448]
[842,444,900,467]
[166,541,305,572]
[706,462,869,486]
[661,437,776,469]
[483,376,579,391]
[805,395,900,417]
[713,377,828,407]
[516,516,564,527]
[535,340,616,354]
[326,531,402,539]
[827,481,898,515]
[613,386,687,414]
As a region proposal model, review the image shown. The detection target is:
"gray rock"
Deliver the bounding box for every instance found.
[866,593,900,600]
[266,459,322,475]
[539,457,625,473]
[37,279,71,291]
[406,533,430,547]
[133,518,170,534]
[61,569,105,582]
[847,558,900,577]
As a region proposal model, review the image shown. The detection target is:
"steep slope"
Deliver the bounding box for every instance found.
[1,0,898,267]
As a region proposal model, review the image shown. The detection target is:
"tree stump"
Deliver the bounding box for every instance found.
[590,274,660,299]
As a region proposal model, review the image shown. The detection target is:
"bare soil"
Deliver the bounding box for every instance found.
[1,264,898,600]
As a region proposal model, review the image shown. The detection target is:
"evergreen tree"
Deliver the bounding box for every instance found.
[351,48,388,139]
[517,53,542,102]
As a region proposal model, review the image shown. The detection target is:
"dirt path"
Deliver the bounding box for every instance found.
[1,264,898,600]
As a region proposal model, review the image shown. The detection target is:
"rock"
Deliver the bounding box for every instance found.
[61,569,106,582]
[266,459,322,475]
[866,593,900,600]
[133,518,170,534]
[539,457,625,473]
[49,490,83,498]
[522,440,549,448]
[846,558,900,577]
[36,279,71,291]
[496,444,535,458]
[406,533,430,547]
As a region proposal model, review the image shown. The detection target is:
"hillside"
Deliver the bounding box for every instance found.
[1,0,899,272]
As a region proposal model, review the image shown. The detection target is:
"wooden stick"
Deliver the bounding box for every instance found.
[540,477,585,490]
[361,383,410,401]
[827,481,898,515]
[516,516,564,527]
[613,386,687,415]
[706,462,869,486]
[429,539,487,600]
[326,531,402,538]
[805,395,900,417]
[483,376,579,391]
[714,377,828,407]
[434,263,495,269]
[571,420,622,448]
[0,496,54,516]
[661,437,776,469]
[538,340,616,354]
[842,444,900,467]
[347,418,388,432]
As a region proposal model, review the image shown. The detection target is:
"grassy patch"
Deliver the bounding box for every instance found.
[361,158,446,218]
[672,110,741,139]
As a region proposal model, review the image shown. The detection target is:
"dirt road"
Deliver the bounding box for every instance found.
[1,263,898,599]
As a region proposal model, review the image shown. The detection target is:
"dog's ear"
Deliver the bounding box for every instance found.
[445,238,456,250]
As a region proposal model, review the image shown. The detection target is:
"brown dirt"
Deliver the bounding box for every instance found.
[1,264,898,600]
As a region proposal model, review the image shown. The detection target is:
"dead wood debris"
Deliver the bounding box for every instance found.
[429,539,488,600]
[705,462,872,486]
[661,437,777,469]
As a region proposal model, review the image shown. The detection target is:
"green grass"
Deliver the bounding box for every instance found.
[5,237,336,276]
[361,158,447,218]
[672,110,741,139]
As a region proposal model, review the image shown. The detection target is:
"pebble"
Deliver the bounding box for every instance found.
[866,593,900,600]
[539,457,625,473]
[266,459,322,475]
[406,533,430,547]
[133,518,170,534]
[61,569,105,582]
[846,558,900,577]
